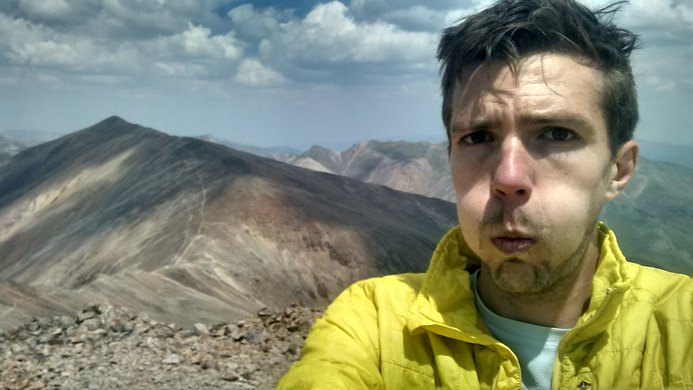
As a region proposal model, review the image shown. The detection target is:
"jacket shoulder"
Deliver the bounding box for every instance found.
[276,273,426,390]
[624,262,692,318]
[625,263,691,297]
[349,273,426,299]
[619,263,693,387]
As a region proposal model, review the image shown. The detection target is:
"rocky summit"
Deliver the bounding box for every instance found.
[0,303,323,389]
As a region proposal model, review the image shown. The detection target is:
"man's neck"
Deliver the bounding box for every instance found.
[476,244,600,328]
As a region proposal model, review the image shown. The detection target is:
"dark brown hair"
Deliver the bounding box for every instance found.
[437,0,639,155]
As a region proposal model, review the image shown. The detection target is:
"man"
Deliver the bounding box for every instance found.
[278,0,692,388]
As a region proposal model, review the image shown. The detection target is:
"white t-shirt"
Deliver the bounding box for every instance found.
[471,271,570,390]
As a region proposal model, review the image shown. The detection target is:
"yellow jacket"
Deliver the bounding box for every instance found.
[278,224,692,389]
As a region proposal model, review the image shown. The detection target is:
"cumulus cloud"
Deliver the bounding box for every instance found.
[17,0,72,20]
[618,0,693,59]
[253,1,438,78]
[609,0,693,93]
[1,0,441,90]
[348,0,490,31]
[0,0,690,94]
[0,13,70,66]
[627,0,693,28]
[175,23,243,61]
[234,58,286,87]
[228,4,290,40]
[0,5,243,83]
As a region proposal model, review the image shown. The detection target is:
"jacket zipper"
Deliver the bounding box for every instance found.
[550,287,615,389]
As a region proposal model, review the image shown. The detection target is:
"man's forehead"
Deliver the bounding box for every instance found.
[451,54,604,110]
[453,54,602,94]
[448,53,608,134]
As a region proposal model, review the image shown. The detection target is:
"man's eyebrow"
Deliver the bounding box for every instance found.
[450,112,595,135]
[518,112,594,130]
[449,118,499,135]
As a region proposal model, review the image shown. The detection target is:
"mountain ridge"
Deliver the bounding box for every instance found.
[0,117,457,329]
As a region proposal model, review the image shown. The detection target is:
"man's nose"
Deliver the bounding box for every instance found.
[491,137,532,202]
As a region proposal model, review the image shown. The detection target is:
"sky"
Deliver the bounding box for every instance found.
[0,0,691,149]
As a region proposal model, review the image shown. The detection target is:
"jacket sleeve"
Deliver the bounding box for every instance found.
[276,280,385,389]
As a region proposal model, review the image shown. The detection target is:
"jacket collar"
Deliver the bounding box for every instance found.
[406,222,631,342]
[406,226,493,343]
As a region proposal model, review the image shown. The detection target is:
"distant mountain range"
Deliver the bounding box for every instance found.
[0,128,63,148]
[600,157,693,273]
[196,135,302,157]
[0,135,25,162]
[277,141,455,201]
[0,117,457,329]
[637,139,693,169]
[277,140,693,275]
[5,129,692,169]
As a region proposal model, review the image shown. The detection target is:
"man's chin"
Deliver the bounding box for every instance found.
[491,262,546,294]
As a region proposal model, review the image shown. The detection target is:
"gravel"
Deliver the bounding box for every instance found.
[0,304,323,390]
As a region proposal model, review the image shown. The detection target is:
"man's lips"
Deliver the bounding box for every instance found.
[492,237,535,253]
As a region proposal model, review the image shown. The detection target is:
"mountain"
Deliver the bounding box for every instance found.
[197,135,302,158]
[0,128,62,148]
[278,141,693,275]
[277,141,455,201]
[0,116,457,330]
[601,158,693,274]
[636,139,693,169]
[0,135,25,162]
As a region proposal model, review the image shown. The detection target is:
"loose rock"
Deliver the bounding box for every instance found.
[0,304,323,389]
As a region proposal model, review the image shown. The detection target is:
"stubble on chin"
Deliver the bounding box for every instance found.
[486,259,550,294]
[484,229,597,300]
[476,208,599,296]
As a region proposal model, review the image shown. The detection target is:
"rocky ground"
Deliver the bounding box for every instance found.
[0,304,324,389]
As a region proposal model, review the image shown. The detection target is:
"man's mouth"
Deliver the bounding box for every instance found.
[492,236,535,253]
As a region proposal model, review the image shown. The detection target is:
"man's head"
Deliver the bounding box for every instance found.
[440,0,640,300]
[438,0,639,156]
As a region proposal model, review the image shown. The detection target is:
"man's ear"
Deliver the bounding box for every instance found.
[606,140,638,201]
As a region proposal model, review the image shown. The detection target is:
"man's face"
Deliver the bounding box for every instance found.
[449,53,626,294]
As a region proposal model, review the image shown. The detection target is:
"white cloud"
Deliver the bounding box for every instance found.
[628,0,693,27]
[0,13,94,68]
[18,0,72,19]
[20,40,77,66]
[348,0,487,30]
[259,1,437,66]
[369,5,446,31]
[154,61,208,78]
[605,0,693,48]
[179,23,243,61]
[0,9,244,83]
[228,4,287,40]
[1,0,442,89]
[234,58,286,87]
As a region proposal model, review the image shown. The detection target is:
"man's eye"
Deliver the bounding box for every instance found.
[541,127,576,141]
[461,131,493,144]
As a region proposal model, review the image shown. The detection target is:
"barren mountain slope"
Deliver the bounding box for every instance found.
[601,158,693,274]
[0,117,457,329]
[278,140,454,201]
